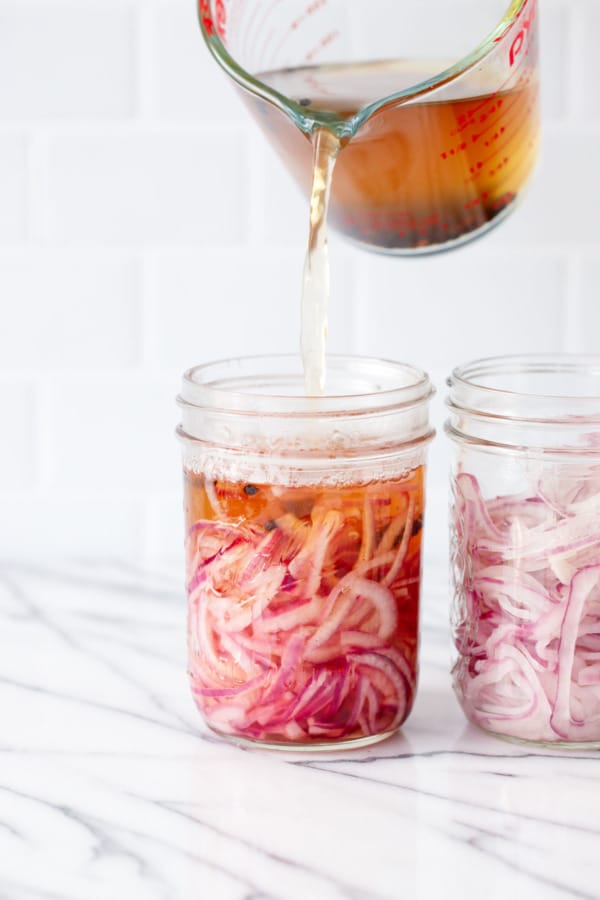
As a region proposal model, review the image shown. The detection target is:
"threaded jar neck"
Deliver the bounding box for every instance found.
[446,355,600,456]
[178,355,435,485]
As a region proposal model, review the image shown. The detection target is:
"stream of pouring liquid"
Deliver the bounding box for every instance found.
[301,128,341,396]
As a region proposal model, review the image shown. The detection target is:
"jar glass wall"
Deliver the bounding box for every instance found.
[446,355,600,748]
[178,355,435,750]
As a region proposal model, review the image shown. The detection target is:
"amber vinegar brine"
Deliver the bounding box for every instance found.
[250,55,539,253]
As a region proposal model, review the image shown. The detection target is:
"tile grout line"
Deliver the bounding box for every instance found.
[565,0,585,125]
[138,251,160,371]
[563,251,584,354]
[25,130,48,247]
[32,377,55,492]
[133,0,158,122]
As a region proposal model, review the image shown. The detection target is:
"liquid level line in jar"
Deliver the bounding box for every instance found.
[185,468,425,746]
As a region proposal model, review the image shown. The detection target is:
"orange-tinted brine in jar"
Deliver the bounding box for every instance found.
[185,467,425,746]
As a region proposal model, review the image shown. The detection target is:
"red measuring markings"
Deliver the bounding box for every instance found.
[215,0,227,39]
[451,4,537,135]
[198,0,214,36]
[291,0,328,31]
[198,0,227,40]
[305,30,341,64]
[509,0,537,68]
[470,87,537,176]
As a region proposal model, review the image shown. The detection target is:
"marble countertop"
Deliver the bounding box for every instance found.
[2,559,600,900]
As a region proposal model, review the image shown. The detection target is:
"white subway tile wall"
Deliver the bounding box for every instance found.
[0,136,28,241]
[0,0,596,565]
[46,132,246,245]
[0,6,136,120]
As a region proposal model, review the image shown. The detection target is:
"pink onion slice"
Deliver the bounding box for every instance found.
[454,473,600,742]
[186,480,421,744]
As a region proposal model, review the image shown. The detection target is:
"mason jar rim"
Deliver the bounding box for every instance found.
[447,354,600,426]
[178,354,435,419]
[178,354,435,483]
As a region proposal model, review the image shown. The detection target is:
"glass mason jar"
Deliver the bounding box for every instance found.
[177,355,435,750]
[446,355,600,748]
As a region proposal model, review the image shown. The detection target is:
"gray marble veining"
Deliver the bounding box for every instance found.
[1,560,599,900]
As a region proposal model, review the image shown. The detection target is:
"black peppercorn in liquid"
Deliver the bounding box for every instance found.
[246,60,540,253]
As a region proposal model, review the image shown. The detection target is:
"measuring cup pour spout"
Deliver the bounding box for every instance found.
[198,0,539,255]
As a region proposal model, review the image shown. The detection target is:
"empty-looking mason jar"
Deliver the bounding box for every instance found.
[446,355,600,748]
[177,355,435,750]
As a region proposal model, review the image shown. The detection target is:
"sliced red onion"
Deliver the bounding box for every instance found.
[454,474,600,743]
[186,481,421,744]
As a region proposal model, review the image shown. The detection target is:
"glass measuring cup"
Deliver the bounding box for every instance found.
[197,0,539,254]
